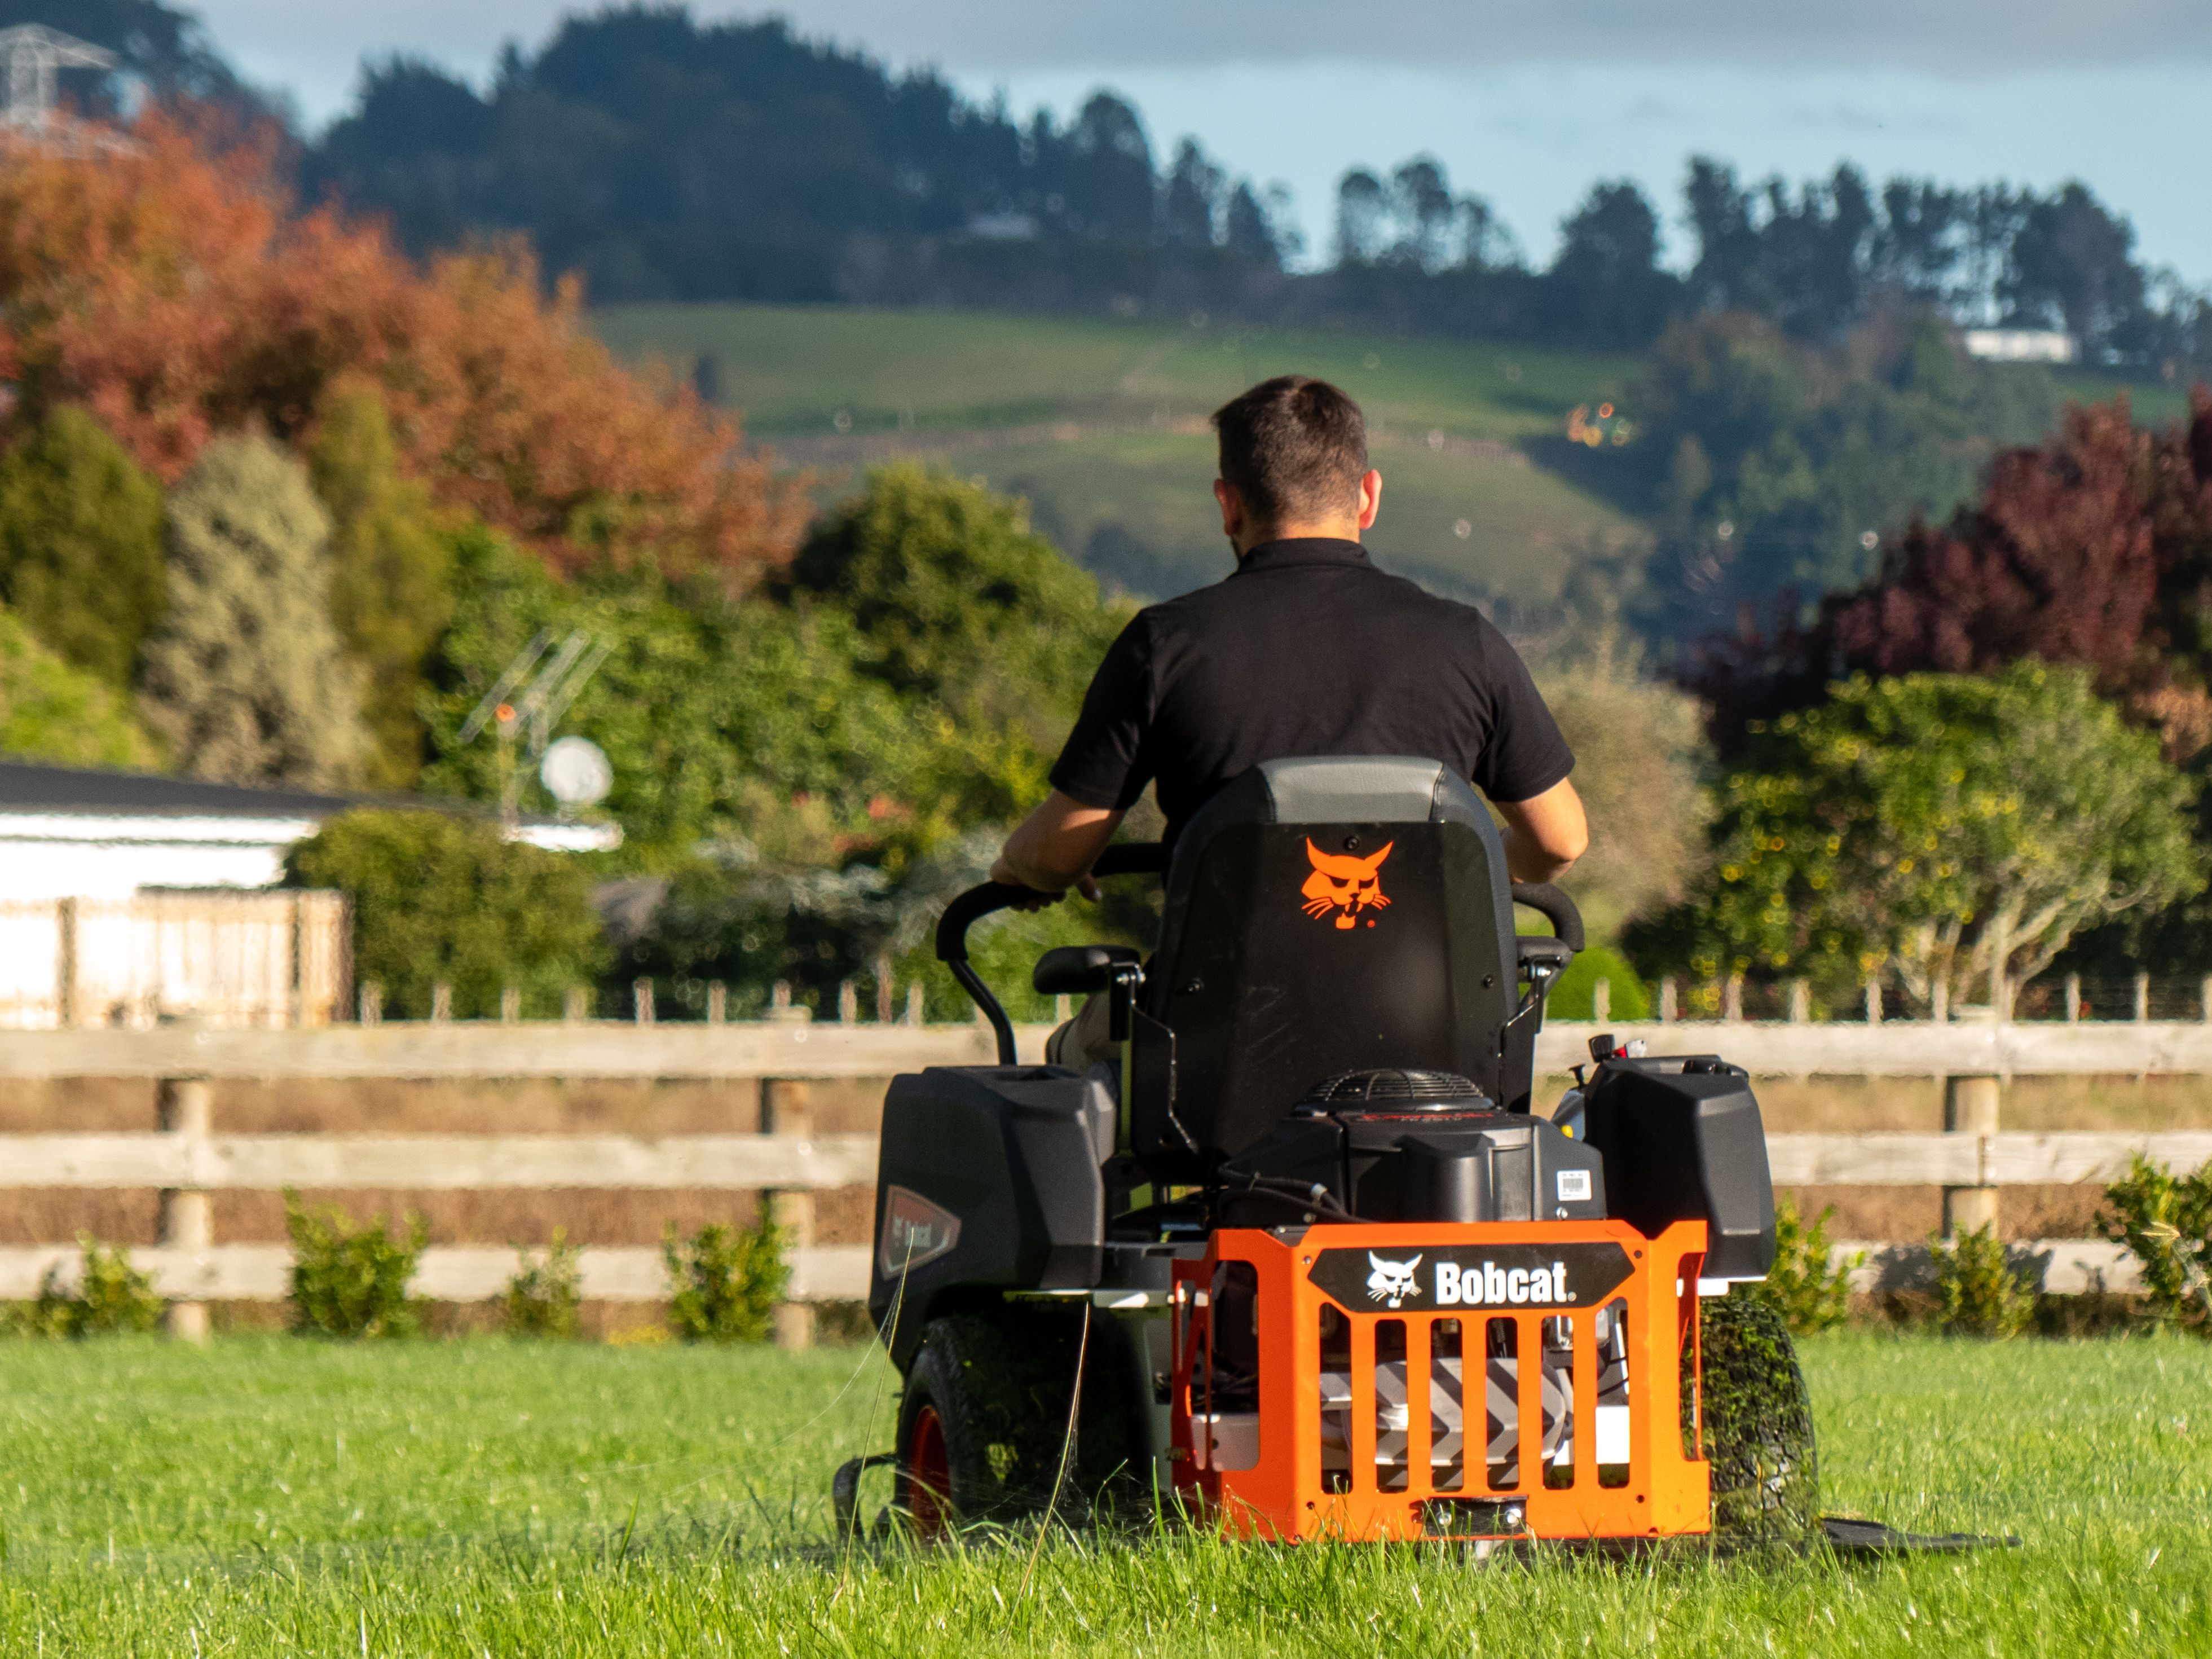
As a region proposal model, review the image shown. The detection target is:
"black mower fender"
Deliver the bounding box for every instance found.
[1575,1054,1777,1280]
[869,1064,1114,1369]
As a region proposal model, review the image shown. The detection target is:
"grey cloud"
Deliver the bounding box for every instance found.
[752,0,2211,73]
[192,0,2212,86]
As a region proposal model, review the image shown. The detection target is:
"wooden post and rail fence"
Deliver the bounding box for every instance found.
[3,1016,2210,1344]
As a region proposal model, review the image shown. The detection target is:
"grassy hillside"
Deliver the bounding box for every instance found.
[593,304,1651,600]
[592,303,2193,604]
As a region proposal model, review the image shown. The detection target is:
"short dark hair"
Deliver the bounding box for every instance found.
[1211,376,1368,531]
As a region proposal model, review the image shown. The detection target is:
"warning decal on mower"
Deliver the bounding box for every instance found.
[876,1185,962,1277]
[1307,1241,1632,1313]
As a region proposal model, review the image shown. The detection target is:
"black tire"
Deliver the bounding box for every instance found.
[1698,1293,1821,1542]
[894,1309,1138,1535]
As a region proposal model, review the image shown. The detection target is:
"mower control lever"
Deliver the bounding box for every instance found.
[1509,882,1585,953]
[935,843,1166,1064]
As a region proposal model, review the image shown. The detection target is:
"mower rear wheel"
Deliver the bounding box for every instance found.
[895,1313,1099,1536]
[1698,1293,1821,1542]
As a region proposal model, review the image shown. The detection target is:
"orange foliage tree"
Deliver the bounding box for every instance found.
[0,112,807,582]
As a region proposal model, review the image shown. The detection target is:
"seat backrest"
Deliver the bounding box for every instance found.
[1129,756,1520,1172]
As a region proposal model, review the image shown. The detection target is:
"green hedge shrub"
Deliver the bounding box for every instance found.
[2098,1154,2212,1333]
[284,808,610,1020]
[285,1192,426,1339]
[664,1221,787,1344]
[503,1230,583,1339]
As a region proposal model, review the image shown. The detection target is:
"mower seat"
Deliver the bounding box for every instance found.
[1123,755,1535,1181]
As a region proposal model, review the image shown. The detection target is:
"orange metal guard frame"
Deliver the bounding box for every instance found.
[1169,1220,1711,1541]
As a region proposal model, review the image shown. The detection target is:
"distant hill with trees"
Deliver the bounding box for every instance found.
[280,5,2210,376]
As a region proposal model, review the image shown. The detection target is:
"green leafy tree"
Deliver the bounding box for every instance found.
[0,608,159,768]
[1631,664,2200,1014]
[783,463,1129,734]
[0,407,166,688]
[284,808,610,1020]
[1636,310,2057,633]
[138,434,368,788]
[425,518,1061,872]
[309,385,455,790]
[1531,632,1709,945]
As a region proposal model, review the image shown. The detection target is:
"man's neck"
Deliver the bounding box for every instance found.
[1233,523,1361,560]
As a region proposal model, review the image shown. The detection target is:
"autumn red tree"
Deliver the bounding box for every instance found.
[1693,389,2212,758]
[0,112,807,582]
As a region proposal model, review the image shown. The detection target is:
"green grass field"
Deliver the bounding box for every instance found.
[592,304,1651,599]
[2,1332,2206,1655]
[591,305,1642,445]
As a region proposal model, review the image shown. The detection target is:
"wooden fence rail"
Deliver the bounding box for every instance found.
[0,1130,2204,1195]
[5,1016,2208,1323]
[5,1016,2212,1077]
[0,1126,2203,1309]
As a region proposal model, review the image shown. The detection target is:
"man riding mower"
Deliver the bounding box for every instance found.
[849,754,1817,1547]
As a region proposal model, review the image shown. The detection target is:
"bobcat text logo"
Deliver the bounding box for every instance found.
[1434,1259,1574,1306]
[1365,1252,1424,1308]
[1302,839,1394,930]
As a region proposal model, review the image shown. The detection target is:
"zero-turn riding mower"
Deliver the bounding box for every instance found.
[847,756,1820,1547]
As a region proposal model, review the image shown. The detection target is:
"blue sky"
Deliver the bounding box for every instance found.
[193,1,2212,281]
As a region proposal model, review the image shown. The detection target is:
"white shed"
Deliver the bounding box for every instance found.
[0,760,619,1028]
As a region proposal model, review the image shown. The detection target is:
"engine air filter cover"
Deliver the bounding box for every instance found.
[1296,1068,1493,1115]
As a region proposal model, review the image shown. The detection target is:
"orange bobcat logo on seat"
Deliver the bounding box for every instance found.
[1301,839,1393,929]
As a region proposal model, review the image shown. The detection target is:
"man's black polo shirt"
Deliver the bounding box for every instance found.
[1050,538,1574,844]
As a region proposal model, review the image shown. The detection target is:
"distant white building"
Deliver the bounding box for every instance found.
[0,760,618,1028]
[1962,329,2077,365]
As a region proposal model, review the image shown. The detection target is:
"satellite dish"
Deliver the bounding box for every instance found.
[540,736,613,809]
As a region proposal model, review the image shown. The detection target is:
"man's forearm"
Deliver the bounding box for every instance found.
[992,791,1125,896]
[1501,826,1577,883]
[1495,778,1588,883]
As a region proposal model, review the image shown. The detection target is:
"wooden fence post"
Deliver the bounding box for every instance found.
[1942,1075,2001,1239]
[1931,979,1949,1024]
[1787,979,1809,1024]
[1592,978,1610,1025]
[564,985,589,1024]
[2065,974,2081,1024]
[837,980,858,1023]
[875,956,895,1024]
[904,983,924,1027]
[157,1076,212,1343]
[761,1079,815,1351]
[500,987,520,1026]
[431,983,452,1024]
[1722,975,1743,1023]
[1864,978,1883,1026]
[707,982,727,1025]
[1658,976,1676,1023]
[633,979,655,1026]
[358,983,382,1027]
[2135,972,2152,1023]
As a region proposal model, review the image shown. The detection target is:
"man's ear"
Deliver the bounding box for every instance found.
[1214,477,1245,540]
[1356,469,1383,531]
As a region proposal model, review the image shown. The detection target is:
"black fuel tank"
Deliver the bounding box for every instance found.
[1574,1054,1775,1279]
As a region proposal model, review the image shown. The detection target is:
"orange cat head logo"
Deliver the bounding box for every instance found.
[1301,838,1393,929]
